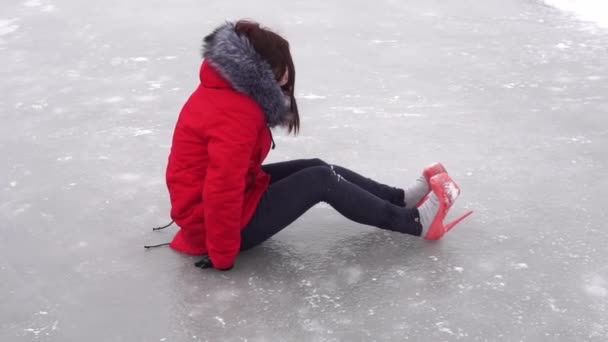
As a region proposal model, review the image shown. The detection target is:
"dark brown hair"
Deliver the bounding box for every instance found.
[234,20,300,134]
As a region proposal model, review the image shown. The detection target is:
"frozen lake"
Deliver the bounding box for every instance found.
[1,0,608,341]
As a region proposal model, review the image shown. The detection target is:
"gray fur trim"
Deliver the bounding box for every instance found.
[202,22,289,127]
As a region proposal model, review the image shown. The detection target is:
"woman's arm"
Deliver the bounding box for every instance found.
[203,109,259,270]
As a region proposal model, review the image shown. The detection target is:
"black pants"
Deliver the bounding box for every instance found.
[240,159,422,250]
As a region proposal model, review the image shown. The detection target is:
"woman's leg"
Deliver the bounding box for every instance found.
[262,159,327,184]
[263,159,406,206]
[241,166,422,250]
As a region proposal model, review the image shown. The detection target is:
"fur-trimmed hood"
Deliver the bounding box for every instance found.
[202,22,289,128]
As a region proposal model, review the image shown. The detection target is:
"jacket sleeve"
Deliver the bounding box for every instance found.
[203,109,259,270]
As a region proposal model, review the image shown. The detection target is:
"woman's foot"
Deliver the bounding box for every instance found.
[404,162,447,208]
[417,173,472,240]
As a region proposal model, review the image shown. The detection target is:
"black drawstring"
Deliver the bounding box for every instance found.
[145,220,174,250]
[144,242,170,249]
[152,220,174,231]
[269,128,276,150]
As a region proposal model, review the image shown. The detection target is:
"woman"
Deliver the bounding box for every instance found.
[165,20,472,271]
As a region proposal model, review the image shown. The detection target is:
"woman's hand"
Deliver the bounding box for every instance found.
[194,255,233,271]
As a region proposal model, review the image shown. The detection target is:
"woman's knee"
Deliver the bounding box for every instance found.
[306,158,328,167]
[307,165,342,185]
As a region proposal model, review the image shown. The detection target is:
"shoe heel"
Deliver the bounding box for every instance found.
[445,210,473,231]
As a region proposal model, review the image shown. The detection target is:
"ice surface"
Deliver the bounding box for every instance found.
[543,0,608,28]
[0,19,20,36]
[1,0,608,341]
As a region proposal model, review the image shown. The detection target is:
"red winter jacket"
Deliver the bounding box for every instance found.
[166,23,289,270]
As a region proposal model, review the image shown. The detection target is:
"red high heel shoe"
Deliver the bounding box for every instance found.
[419,173,473,240]
[415,162,448,207]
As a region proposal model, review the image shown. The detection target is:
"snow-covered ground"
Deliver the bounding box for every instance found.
[1,0,608,341]
[543,0,608,28]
